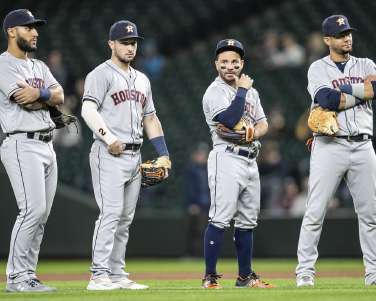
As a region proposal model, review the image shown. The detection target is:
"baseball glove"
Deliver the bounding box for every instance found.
[140,156,172,188]
[308,106,339,135]
[52,113,78,130]
[215,116,254,144]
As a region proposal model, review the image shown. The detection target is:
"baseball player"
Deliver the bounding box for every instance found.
[0,9,64,292]
[201,39,275,289]
[81,20,170,290]
[296,15,376,287]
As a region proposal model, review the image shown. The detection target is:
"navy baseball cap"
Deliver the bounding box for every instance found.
[109,20,144,41]
[3,9,46,33]
[216,39,244,59]
[322,15,356,37]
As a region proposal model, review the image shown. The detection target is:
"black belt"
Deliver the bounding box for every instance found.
[225,146,257,159]
[336,134,372,142]
[6,132,53,143]
[123,144,141,151]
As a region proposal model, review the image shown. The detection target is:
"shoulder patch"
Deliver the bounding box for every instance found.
[85,90,96,96]
[313,82,324,90]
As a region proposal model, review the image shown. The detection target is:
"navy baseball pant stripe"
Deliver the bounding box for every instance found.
[92,146,105,267]
[10,140,28,283]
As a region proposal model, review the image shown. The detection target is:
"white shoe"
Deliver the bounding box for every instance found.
[297,275,314,287]
[113,278,149,290]
[87,278,120,290]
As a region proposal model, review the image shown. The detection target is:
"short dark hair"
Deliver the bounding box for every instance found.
[5,30,9,40]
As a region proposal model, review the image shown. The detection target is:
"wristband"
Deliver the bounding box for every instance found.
[352,83,365,99]
[38,89,51,101]
[150,136,169,157]
[344,94,355,109]
[338,84,364,99]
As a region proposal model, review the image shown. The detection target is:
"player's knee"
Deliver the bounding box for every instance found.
[105,211,123,222]
[27,204,47,220]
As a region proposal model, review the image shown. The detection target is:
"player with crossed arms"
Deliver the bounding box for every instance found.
[296,15,376,287]
[81,20,171,290]
[0,9,67,292]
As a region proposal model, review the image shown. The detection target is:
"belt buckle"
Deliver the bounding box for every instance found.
[247,151,256,159]
[40,133,52,143]
[347,136,356,142]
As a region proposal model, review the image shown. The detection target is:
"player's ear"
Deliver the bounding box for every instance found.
[7,28,16,39]
[215,60,219,71]
[108,40,115,50]
[323,36,330,47]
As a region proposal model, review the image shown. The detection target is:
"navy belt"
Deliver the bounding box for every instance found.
[225,146,256,159]
[123,144,141,151]
[6,132,53,143]
[336,134,372,142]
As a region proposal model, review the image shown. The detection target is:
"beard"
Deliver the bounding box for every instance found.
[218,68,241,83]
[16,36,36,53]
[332,43,352,55]
[341,47,352,55]
[114,48,134,65]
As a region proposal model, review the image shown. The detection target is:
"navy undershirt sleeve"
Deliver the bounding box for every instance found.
[315,88,341,110]
[217,87,247,128]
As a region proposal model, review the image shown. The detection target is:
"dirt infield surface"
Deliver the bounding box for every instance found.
[0,270,365,282]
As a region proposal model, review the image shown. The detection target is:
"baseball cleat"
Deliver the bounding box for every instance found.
[202,274,223,289]
[5,279,56,292]
[235,271,276,288]
[87,278,120,290]
[297,275,314,287]
[113,278,149,290]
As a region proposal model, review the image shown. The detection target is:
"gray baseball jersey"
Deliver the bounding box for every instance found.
[308,55,375,135]
[204,77,266,150]
[0,51,58,284]
[83,60,154,281]
[0,52,58,133]
[203,77,266,229]
[296,55,376,285]
[83,60,155,145]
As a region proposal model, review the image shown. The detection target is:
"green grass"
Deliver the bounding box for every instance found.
[0,258,371,300]
[0,258,366,274]
[0,279,375,301]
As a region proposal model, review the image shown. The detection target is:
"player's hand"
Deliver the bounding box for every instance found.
[235,130,246,140]
[235,74,254,90]
[107,140,123,156]
[13,82,40,105]
[364,75,376,83]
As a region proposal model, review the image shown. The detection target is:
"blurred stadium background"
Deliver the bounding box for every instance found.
[0,0,374,259]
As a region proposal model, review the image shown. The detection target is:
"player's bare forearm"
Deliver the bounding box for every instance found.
[45,85,64,106]
[363,81,375,100]
[144,114,164,140]
[253,120,268,140]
